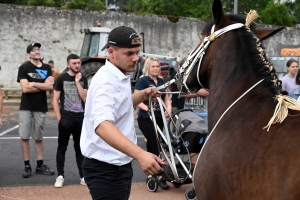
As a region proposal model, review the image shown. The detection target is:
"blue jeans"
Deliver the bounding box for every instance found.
[83,158,133,200]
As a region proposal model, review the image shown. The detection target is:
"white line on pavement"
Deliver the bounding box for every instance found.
[0,135,145,139]
[0,125,19,137]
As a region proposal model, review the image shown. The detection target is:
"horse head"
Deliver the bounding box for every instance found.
[178,0,284,96]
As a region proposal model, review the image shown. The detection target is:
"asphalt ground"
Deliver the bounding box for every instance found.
[0,102,194,200]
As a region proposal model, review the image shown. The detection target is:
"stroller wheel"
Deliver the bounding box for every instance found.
[172,182,182,188]
[185,187,196,200]
[147,177,158,192]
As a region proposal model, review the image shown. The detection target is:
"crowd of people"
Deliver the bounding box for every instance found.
[0,25,298,200]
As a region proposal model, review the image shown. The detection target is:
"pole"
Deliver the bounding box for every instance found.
[106,0,108,7]
[140,32,145,53]
[234,0,238,14]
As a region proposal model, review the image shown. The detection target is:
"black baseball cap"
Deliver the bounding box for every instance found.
[27,43,41,53]
[101,26,141,51]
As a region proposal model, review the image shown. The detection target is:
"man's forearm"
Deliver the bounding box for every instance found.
[32,82,53,91]
[22,85,42,93]
[76,82,87,102]
[52,100,61,121]
[132,90,146,107]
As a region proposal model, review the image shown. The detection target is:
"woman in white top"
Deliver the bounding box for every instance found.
[281,59,299,93]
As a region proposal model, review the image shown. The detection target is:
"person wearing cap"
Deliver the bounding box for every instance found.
[52,54,88,188]
[17,43,55,178]
[80,26,165,200]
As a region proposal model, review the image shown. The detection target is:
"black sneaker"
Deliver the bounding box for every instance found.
[22,165,32,178]
[158,179,169,190]
[35,164,55,175]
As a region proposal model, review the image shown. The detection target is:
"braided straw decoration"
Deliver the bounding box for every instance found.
[245,10,259,27]
[264,95,300,131]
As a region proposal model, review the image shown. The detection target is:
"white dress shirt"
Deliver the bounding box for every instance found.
[80,60,136,166]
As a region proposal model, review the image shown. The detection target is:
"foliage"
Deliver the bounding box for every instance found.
[284,0,300,26]
[62,0,106,10]
[3,0,300,27]
[63,0,88,9]
[87,0,106,11]
[221,0,269,15]
[259,1,295,26]
[27,0,64,6]
[126,0,213,20]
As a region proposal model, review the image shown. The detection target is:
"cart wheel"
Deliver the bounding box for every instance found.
[147,177,158,192]
[185,187,196,200]
[172,182,182,188]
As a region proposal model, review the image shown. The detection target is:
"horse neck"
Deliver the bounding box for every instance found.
[207,54,275,129]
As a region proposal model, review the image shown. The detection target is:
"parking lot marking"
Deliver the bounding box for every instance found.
[0,125,19,137]
[0,135,145,139]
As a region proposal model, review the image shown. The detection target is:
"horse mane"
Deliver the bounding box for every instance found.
[202,14,282,97]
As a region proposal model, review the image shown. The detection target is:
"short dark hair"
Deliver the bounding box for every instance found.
[67,54,80,62]
[48,60,54,64]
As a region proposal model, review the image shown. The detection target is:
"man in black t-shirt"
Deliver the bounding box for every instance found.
[52,54,88,188]
[17,43,55,178]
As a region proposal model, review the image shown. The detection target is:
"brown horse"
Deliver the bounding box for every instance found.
[179,0,300,199]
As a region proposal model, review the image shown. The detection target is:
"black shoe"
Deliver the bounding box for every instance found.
[35,164,55,175]
[158,179,169,190]
[22,165,32,178]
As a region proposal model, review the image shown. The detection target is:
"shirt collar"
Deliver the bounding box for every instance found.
[106,60,130,80]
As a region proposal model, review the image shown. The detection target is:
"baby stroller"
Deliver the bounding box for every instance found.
[147,103,208,200]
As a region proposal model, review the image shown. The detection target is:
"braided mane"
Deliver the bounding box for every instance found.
[203,14,281,97]
[202,12,300,130]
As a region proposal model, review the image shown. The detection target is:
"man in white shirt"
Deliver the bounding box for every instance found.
[80,26,164,200]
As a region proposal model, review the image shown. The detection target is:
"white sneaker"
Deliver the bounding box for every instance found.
[54,175,64,188]
[80,177,87,186]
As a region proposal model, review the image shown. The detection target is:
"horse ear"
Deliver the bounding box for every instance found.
[212,0,231,27]
[253,27,285,40]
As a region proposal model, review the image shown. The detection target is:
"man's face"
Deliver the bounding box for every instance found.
[108,46,140,74]
[49,63,54,68]
[28,46,41,60]
[67,58,81,74]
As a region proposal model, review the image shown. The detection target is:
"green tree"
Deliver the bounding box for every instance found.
[284,0,300,26]
[259,1,295,26]
[27,0,63,6]
[87,0,106,11]
[126,0,213,20]
[63,0,106,10]
[64,0,89,9]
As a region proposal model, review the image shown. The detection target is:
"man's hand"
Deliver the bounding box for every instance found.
[197,89,209,96]
[136,151,165,176]
[28,82,35,87]
[56,115,61,122]
[45,76,54,84]
[75,73,82,83]
[143,87,162,101]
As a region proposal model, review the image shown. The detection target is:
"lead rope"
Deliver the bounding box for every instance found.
[148,95,193,183]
